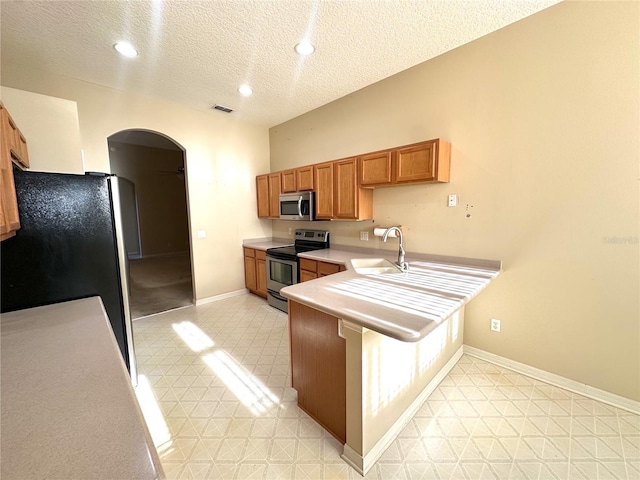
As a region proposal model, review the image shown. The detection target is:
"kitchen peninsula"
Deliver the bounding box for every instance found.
[0,297,164,480]
[280,249,501,475]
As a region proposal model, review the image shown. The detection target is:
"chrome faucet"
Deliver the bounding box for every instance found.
[382,226,409,272]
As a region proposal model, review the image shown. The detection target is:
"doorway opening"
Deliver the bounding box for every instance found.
[108,129,193,319]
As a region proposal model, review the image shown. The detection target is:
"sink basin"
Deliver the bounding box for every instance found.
[350,258,402,275]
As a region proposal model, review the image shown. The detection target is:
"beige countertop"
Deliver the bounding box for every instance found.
[0,297,164,480]
[242,237,292,251]
[282,248,501,342]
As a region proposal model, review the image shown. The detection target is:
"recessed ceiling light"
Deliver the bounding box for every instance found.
[238,85,253,97]
[113,41,138,58]
[295,41,315,56]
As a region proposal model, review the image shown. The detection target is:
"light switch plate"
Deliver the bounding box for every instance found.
[197,230,206,239]
[448,194,458,207]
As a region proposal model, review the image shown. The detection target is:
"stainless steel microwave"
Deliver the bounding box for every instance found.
[279,192,315,221]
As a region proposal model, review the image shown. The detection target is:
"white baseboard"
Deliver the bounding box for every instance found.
[342,346,464,476]
[195,289,247,306]
[463,346,640,415]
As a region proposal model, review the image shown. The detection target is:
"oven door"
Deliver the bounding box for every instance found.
[266,255,298,292]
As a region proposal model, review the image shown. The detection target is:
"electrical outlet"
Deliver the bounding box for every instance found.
[448,194,458,207]
[491,318,501,332]
[360,231,369,241]
[288,227,293,235]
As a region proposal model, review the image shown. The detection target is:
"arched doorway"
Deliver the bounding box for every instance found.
[107,129,193,319]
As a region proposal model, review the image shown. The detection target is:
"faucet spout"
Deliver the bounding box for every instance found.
[382,226,409,272]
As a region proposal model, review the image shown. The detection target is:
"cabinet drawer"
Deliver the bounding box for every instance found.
[255,249,266,260]
[244,247,255,258]
[299,258,317,273]
[318,261,341,276]
[300,270,318,283]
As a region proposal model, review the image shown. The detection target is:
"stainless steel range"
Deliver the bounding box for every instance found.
[266,229,330,312]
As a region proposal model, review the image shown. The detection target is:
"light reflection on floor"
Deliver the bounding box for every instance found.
[133,294,639,480]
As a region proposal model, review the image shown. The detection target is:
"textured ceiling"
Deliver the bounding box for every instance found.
[1,0,561,127]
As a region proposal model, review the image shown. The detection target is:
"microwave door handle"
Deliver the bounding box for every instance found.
[298,196,303,218]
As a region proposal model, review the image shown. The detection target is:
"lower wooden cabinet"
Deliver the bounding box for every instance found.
[289,300,346,443]
[243,247,267,298]
[299,258,345,282]
[255,254,267,297]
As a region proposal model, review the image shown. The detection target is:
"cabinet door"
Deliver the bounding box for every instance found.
[359,150,392,186]
[314,162,334,219]
[393,140,437,183]
[256,258,267,298]
[268,173,281,217]
[17,133,29,169]
[1,108,19,159]
[0,105,20,241]
[256,175,270,218]
[281,170,297,193]
[289,301,346,443]
[244,255,257,291]
[334,158,359,219]
[296,166,314,191]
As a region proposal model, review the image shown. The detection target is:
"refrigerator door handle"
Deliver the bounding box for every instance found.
[109,176,138,386]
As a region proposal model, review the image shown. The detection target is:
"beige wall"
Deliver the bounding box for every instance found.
[1,70,272,301]
[0,86,83,173]
[270,2,640,401]
[109,142,189,257]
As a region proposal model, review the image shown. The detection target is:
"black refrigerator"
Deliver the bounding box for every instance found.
[1,169,136,378]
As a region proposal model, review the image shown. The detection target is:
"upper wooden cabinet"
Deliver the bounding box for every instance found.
[314,162,334,220]
[296,166,314,191]
[256,138,451,220]
[359,150,393,186]
[256,172,282,218]
[314,159,372,221]
[358,139,450,187]
[1,104,29,169]
[281,166,314,193]
[256,175,270,218]
[334,158,373,220]
[268,173,281,217]
[393,139,450,184]
[1,102,24,241]
[281,169,297,193]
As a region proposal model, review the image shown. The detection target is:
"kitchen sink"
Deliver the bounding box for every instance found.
[350,258,402,275]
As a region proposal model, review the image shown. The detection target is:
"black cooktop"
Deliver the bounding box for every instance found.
[266,229,330,260]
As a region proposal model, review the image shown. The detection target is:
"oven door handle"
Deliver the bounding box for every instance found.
[297,196,304,218]
[267,251,298,262]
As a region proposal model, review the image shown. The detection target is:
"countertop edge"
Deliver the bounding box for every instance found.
[298,245,502,270]
[242,237,292,250]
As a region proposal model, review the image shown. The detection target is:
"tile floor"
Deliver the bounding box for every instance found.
[133,294,640,480]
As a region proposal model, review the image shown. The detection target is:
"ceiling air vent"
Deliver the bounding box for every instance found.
[213,104,233,113]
